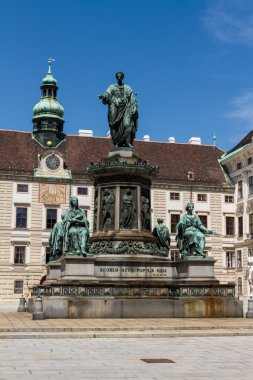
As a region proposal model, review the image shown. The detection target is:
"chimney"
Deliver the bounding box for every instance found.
[168,137,175,143]
[189,137,201,145]
[143,135,150,142]
[78,129,93,137]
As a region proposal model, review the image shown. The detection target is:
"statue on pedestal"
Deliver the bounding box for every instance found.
[176,202,213,258]
[101,188,115,231]
[49,213,65,260]
[120,188,136,229]
[49,197,90,259]
[153,218,170,256]
[62,196,90,256]
[248,261,253,298]
[141,195,150,230]
[98,72,138,148]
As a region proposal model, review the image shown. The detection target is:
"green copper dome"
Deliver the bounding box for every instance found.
[42,72,57,85]
[33,98,64,118]
[32,59,65,148]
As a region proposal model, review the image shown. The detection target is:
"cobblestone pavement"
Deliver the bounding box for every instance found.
[0,336,252,380]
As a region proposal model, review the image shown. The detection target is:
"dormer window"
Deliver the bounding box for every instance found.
[188,172,194,181]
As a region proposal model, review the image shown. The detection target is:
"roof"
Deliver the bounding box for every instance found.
[225,130,253,156]
[0,130,227,185]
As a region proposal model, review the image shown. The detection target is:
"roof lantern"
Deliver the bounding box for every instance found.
[32,58,65,148]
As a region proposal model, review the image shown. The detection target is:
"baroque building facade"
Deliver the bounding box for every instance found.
[0,64,248,310]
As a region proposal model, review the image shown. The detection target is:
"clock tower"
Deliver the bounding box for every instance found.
[32,59,65,148]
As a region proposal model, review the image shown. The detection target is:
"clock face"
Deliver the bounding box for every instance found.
[45,155,61,170]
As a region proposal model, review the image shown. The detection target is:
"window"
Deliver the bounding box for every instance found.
[188,172,194,180]
[238,216,243,237]
[226,251,236,268]
[238,277,242,294]
[14,246,25,264]
[249,177,253,194]
[237,162,242,170]
[248,157,252,165]
[197,194,207,202]
[77,187,88,195]
[16,207,27,228]
[45,246,51,264]
[199,215,207,228]
[171,250,180,261]
[171,214,180,233]
[170,192,180,200]
[14,280,23,294]
[17,184,28,193]
[238,181,243,199]
[237,250,242,267]
[226,216,234,235]
[46,209,57,229]
[225,195,234,203]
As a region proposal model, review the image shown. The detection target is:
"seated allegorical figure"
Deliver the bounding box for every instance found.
[62,196,90,256]
[176,202,214,258]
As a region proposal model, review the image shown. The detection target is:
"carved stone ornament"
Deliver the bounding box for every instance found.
[246,202,253,214]
[88,158,159,174]
[236,204,244,216]
[89,240,168,257]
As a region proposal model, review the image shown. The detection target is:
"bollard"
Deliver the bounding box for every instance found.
[246,298,253,318]
[32,296,45,320]
[18,295,26,312]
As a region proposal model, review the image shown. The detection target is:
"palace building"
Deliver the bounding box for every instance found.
[0,63,248,311]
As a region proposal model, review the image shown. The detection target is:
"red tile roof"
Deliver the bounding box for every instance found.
[0,130,227,185]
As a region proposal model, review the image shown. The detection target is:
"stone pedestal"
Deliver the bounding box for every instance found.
[17,296,26,312]
[32,297,45,320]
[177,257,218,283]
[33,255,243,318]
[246,298,253,318]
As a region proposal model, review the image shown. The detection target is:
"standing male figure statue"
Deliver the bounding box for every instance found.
[99,72,138,148]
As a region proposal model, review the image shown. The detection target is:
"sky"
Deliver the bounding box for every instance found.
[1,0,253,151]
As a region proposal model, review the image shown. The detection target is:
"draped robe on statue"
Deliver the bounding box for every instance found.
[103,83,138,147]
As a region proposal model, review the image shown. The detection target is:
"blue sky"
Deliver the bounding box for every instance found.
[1,0,253,151]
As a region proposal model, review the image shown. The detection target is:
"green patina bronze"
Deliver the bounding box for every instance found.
[33,58,65,148]
[49,196,90,259]
[176,202,214,258]
[98,72,138,148]
[87,158,159,174]
[153,218,170,257]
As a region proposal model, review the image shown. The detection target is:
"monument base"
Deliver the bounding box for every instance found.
[40,296,242,319]
[31,255,243,318]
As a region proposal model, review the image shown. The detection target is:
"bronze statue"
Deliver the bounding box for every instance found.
[120,188,136,229]
[99,72,138,148]
[49,213,65,260]
[176,202,213,258]
[153,218,170,256]
[141,195,150,230]
[62,196,90,256]
[101,188,115,231]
